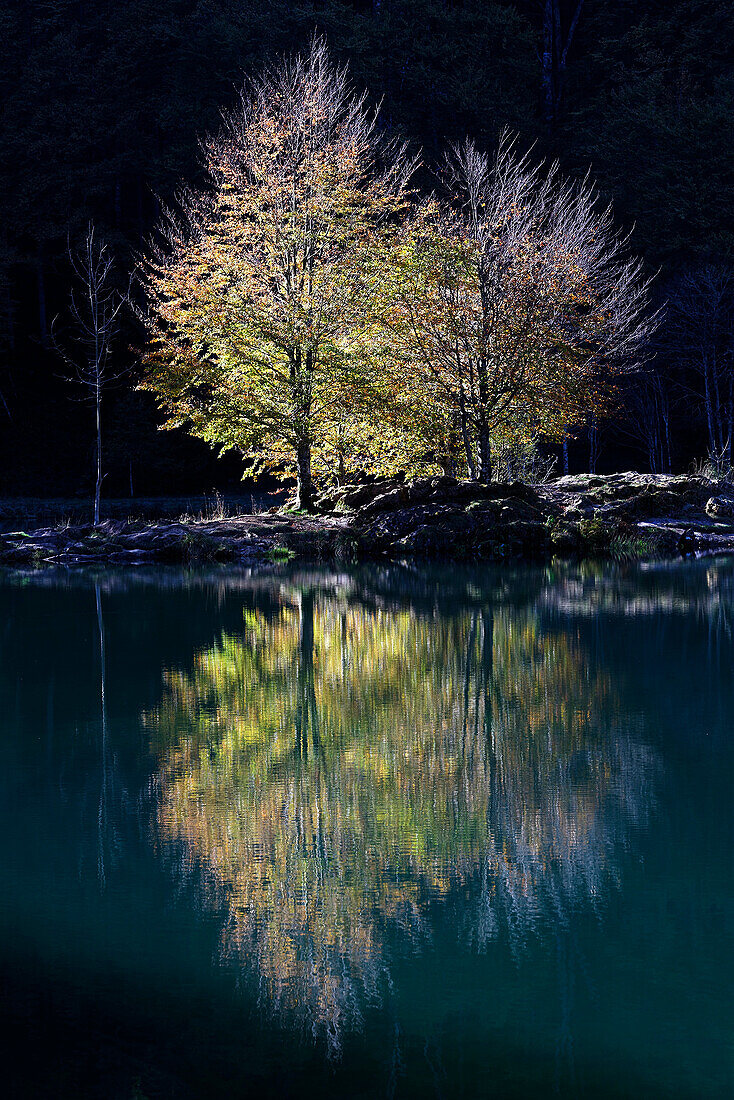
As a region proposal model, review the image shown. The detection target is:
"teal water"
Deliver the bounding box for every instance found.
[1,561,732,1098]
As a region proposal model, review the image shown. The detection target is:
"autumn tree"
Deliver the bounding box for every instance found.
[379,136,657,481]
[141,38,411,509]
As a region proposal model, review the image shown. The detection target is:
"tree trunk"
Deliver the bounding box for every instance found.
[703,358,717,457]
[728,371,733,468]
[541,0,585,135]
[459,392,477,480]
[663,410,672,473]
[712,352,724,455]
[542,0,556,133]
[94,384,102,525]
[37,249,48,346]
[5,286,15,355]
[588,419,599,473]
[295,438,314,511]
[474,349,492,482]
[477,423,492,483]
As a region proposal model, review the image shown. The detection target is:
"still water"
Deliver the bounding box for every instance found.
[1,561,732,1098]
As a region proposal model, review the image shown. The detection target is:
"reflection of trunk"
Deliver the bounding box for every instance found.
[95,583,109,889]
[479,609,494,750]
[295,591,321,761]
[461,609,494,766]
[462,613,479,761]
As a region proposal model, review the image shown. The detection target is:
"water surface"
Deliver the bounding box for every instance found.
[1,561,733,1098]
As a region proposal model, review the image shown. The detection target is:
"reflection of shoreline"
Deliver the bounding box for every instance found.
[146,583,658,1055]
[11,556,734,621]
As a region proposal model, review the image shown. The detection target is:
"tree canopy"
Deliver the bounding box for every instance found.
[141,42,654,498]
[142,39,412,506]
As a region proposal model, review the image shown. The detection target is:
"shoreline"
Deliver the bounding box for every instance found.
[1,473,734,568]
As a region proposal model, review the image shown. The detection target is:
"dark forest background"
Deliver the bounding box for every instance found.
[1,0,733,497]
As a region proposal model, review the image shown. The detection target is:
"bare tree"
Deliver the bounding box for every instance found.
[541,0,585,133]
[55,225,128,524]
[387,134,658,481]
[621,363,674,474]
[665,265,734,470]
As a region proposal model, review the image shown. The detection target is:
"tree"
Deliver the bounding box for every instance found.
[621,363,674,474]
[55,225,128,524]
[541,0,586,133]
[141,38,412,510]
[665,264,734,470]
[378,135,657,481]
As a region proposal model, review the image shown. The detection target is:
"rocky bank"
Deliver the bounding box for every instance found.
[2,472,734,567]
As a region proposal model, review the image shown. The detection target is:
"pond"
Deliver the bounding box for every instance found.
[1,561,733,1098]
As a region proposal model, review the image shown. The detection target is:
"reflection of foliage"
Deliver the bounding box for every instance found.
[145,587,654,1054]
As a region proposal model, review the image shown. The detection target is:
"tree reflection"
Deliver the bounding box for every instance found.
[145,580,655,1054]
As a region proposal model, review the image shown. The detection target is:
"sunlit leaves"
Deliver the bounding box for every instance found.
[373,139,654,478]
[141,40,411,501]
[141,47,654,492]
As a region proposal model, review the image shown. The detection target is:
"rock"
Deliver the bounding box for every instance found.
[705,495,734,519]
[605,488,681,519]
[543,472,713,514]
[677,528,700,555]
[360,504,475,558]
[394,525,453,557]
[316,474,407,513]
[508,518,551,547]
